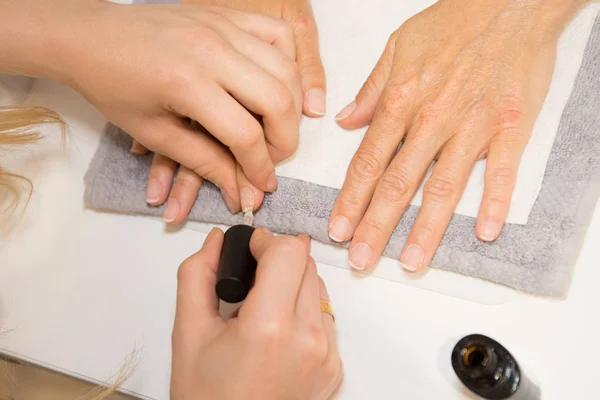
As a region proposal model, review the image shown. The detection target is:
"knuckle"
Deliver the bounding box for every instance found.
[299,59,325,81]
[256,321,286,344]
[414,101,445,130]
[350,148,386,182]
[294,12,315,33]
[379,170,412,203]
[271,86,296,116]
[176,258,195,283]
[361,217,387,238]
[234,120,263,149]
[282,59,301,83]
[277,19,295,40]
[423,176,458,201]
[174,173,200,192]
[380,83,412,116]
[486,166,516,188]
[300,325,328,365]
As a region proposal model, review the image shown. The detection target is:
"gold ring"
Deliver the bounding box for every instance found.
[320,300,335,322]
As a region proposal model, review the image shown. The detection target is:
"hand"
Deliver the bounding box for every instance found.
[1,0,302,213]
[137,0,326,222]
[183,0,327,116]
[329,0,585,271]
[171,228,343,399]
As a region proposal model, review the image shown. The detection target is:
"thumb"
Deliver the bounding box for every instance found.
[174,228,226,340]
[335,35,396,129]
[291,5,327,117]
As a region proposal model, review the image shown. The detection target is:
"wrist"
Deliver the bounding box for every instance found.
[0,0,107,85]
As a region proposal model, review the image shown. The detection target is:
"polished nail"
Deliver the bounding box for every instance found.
[329,216,352,242]
[240,187,255,212]
[267,171,278,192]
[480,218,503,242]
[401,244,424,271]
[335,100,357,121]
[146,179,162,204]
[221,190,238,214]
[349,242,372,271]
[163,198,180,223]
[306,88,326,116]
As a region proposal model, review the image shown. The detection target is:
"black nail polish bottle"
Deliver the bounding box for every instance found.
[451,334,541,399]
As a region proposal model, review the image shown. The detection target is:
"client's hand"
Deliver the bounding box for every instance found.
[329,0,585,271]
[2,0,302,215]
[171,228,343,400]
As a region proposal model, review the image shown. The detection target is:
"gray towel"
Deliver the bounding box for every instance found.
[84,17,600,297]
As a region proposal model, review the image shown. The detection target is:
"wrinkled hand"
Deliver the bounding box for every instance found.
[329,0,584,271]
[171,228,342,400]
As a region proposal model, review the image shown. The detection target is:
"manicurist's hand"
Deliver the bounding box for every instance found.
[140,0,325,224]
[183,0,326,116]
[329,0,587,272]
[171,228,342,400]
[1,0,302,213]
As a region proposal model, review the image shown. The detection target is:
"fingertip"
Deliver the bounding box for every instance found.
[202,227,224,250]
[249,227,274,259]
[304,88,326,117]
[221,189,240,214]
[335,100,357,122]
[400,243,425,272]
[476,217,504,242]
[297,233,312,253]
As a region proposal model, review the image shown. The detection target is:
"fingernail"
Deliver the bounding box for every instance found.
[306,88,326,116]
[349,242,372,271]
[163,198,180,223]
[240,187,255,212]
[400,244,424,272]
[335,100,357,121]
[221,190,238,213]
[130,141,146,155]
[146,178,162,204]
[329,216,352,242]
[480,218,503,242]
[267,171,278,192]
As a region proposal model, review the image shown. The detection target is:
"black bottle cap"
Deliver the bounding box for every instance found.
[451,334,521,399]
[216,224,257,303]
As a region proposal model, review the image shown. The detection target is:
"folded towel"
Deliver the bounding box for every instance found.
[84,9,600,297]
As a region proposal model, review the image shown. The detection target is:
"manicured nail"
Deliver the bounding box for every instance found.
[400,244,424,272]
[221,190,238,213]
[267,171,278,192]
[349,242,372,271]
[329,216,352,242]
[130,141,146,155]
[146,178,162,204]
[163,198,180,223]
[479,218,503,242]
[335,100,357,121]
[240,187,254,212]
[305,88,326,116]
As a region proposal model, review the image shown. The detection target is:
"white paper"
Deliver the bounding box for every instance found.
[276,1,600,224]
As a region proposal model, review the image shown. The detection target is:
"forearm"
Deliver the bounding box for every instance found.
[0,0,103,84]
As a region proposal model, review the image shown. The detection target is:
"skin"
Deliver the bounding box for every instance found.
[140,0,325,224]
[329,0,589,271]
[171,228,342,400]
[1,0,302,213]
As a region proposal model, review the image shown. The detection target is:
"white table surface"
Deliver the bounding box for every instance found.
[1,79,599,400]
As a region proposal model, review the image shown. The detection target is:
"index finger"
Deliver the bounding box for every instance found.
[241,229,309,321]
